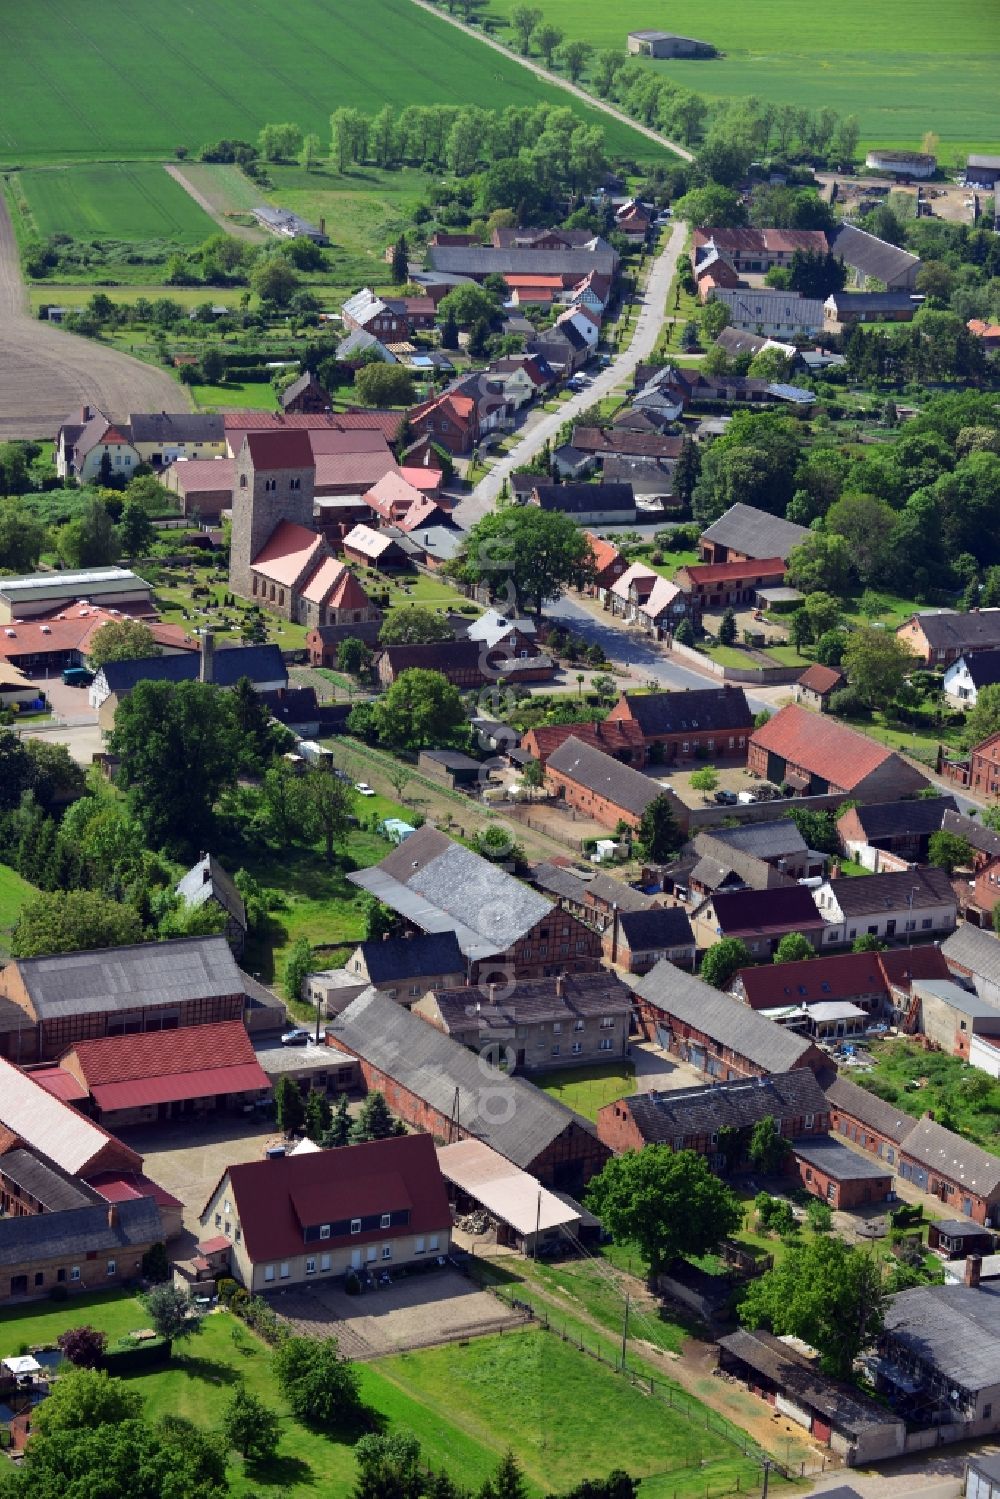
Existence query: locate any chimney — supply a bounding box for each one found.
[610,903,620,965]
[200,631,215,685]
[555,975,564,997]
[107,1203,119,1230]
[319,217,326,237]
[965,1254,982,1288]
[488,983,497,1005]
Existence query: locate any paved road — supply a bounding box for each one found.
[410,0,693,162]
[0,196,187,438]
[452,221,687,528]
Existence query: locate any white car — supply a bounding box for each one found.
[355,782,376,796]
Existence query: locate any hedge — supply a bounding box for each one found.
[100,1337,172,1374]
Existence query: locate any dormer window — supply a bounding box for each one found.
[380,1213,391,1229]
[350,1219,361,1234]
[319,1224,331,1240]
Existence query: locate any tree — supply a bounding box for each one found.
[786,533,852,597]
[636,793,681,862]
[739,1236,889,1378]
[353,1430,423,1499]
[673,618,695,646]
[275,1075,306,1137]
[12,1415,226,1499]
[31,1368,144,1436]
[509,4,542,52]
[391,233,409,286]
[673,185,747,229]
[718,608,737,646]
[534,23,563,64]
[689,767,719,793]
[748,1115,791,1173]
[337,637,372,676]
[324,1092,352,1148]
[841,625,912,708]
[354,363,414,407]
[56,1327,107,1370]
[452,508,594,623]
[11,889,142,959]
[24,739,86,812]
[773,932,815,964]
[852,932,887,953]
[372,669,467,752]
[802,592,842,639]
[481,1451,529,1499]
[305,1087,332,1143]
[57,497,120,569]
[700,938,752,991]
[351,1090,399,1142]
[826,492,896,587]
[87,618,160,668]
[814,629,847,668]
[272,1335,363,1427]
[379,607,454,645]
[964,683,1000,749]
[927,830,973,873]
[258,122,303,161]
[141,1284,198,1344]
[557,39,591,82]
[251,256,300,308]
[787,806,838,856]
[0,501,47,572]
[117,500,156,557]
[222,1385,281,1464]
[284,936,313,1004]
[587,1148,741,1275]
[300,765,353,862]
[110,679,241,850]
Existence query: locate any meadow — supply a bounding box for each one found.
[0,864,35,960]
[487,0,999,159]
[15,163,215,244]
[0,0,653,165]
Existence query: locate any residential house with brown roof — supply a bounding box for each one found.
[412,971,632,1072]
[691,885,828,958]
[544,736,678,831]
[521,717,646,767]
[811,867,957,948]
[837,796,958,868]
[408,391,479,454]
[608,564,689,636]
[200,1134,452,1291]
[748,703,930,798]
[674,557,786,614]
[607,686,754,763]
[897,610,1000,667]
[584,532,629,601]
[692,227,830,274]
[280,371,331,414]
[733,951,891,1017]
[793,663,844,712]
[373,637,553,689]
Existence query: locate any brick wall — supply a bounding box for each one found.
[791,1153,892,1210]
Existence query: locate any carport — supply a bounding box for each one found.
[436,1138,580,1255]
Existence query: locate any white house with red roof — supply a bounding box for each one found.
[200,1133,451,1291]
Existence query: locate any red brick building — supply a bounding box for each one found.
[749,704,930,798]
[824,1074,916,1166]
[606,686,753,764]
[408,392,479,455]
[939,730,1000,801]
[790,1136,894,1209]
[897,1115,1000,1225]
[373,638,553,689]
[674,557,786,611]
[544,736,679,832]
[584,532,629,600]
[523,718,646,768]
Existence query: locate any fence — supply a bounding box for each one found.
[666,638,803,687]
[469,1268,831,1486]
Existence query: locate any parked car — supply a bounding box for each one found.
[62,666,93,687]
[355,782,376,796]
[281,1028,311,1047]
[714,789,738,806]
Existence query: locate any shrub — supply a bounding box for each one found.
[217,1278,239,1306]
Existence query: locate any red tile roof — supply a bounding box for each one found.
[327,568,373,611]
[167,458,235,494]
[750,704,893,790]
[88,1171,182,1210]
[198,1235,231,1255]
[29,1067,89,1103]
[796,663,843,695]
[251,521,324,585]
[679,557,786,585]
[585,532,623,576]
[301,556,348,606]
[365,471,426,519]
[219,1133,450,1262]
[65,1021,260,1087]
[399,465,442,494]
[737,952,888,1010]
[693,228,829,256]
[92,1065,269,1113]
[242,430,314,471]
[709,885,826,938]
[523,718,646,764]
[877,945,950,990]
[0,607,195,663]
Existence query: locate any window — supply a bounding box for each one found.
[382,1244,392,1260]
[380,1213,391,1229]
[409,985,421,996]
[599,1037,614,1052]
[804,1113,814,1129]
[320,1254,331,1271]
[224,1199,231,1214]
[57,1269,66,1283]
[34,1272,43,1288]
[415,1237,426,1254]
[600,1017,614,1029]
[320,1224,331,1240]
[215,1213,222,1228]
[366,1245,377,1262]
[574,1019,584,1032]
[235,1227,242,1244]
[827,1184,836,1202]
[571,1041,583,1055]
[984,1404,993,1419]
[905,919,915,932]
[805,1169,813,1182]
[279,1262,290,1279]
[264,1265,275,1282]
[429,1235,440,1251]
[305,1257,316,1275]
[921,918,932,929]
[350,1219,361,1234]
[552,1022,561,1034]
[551,1045,560,1057]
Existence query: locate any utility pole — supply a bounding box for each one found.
[620,1291,630,1372]
[761,1458,774,1499]
[533,1189,541,1261]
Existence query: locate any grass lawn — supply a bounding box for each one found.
[191,382,278,412]
[0,0,652,165]
[486,0,996,160]
[0,864,36,960]
[264,163,440,265]
[13,162,215,244]
[839,709,964,768]
[760,644,810,668]
[534,1061,636,1121]
[625,543,700,580]
[28,284,247,312]
[857,1037,1000,1154]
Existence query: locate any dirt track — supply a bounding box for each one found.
[0,197,188,439]
[163,163,267,243]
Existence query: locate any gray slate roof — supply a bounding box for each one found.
[943,924,1000,986]
[941,809,1000,859]
[848,796,956,841]
[907,610,1000,651]
[619,1067,827,1143]
[700,503,809,561]
[616,907,695,951]
[719,1329,900,1435]
[900,1116,1000,1196]
[829,223,920,285]
[15,936,244,1018]
[429,245,617,278]
[912,977,1000,1019]
[792,1135,893,1181]
[952,650,1000,690]
[703,818,808,861]
[586,872,657,912]
[529,863,590,904]
[627,961,818,1072]
[357,932,465,984]
[883,1283,1000,1391]
[825,291,917,314]
[128,412,224,444]
[99,644,286,694]
[0,1195,160,1267]
[827,866,955,916]
[429,971,632,1032]
[0,1148,98,1213]
[547,737,662,817]
[176,854,246,928]
[328,989,600,1169]
[531,483,635,516]
[618,686,753,736]
[823,1074,917,1145]
[348,825,553,960]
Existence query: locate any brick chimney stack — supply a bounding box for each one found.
[965,1254,982,1288]
[107,1203,119,1230]
[555,975,564,997]
[200,631,215,685]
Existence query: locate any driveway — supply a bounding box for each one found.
[453,221,688,527]
[18,721,103,765]
[0,197,187,438]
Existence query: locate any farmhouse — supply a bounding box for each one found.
[897,609,1000,667]
[698,504,810,565]
[790,1135,894,1209]
[597,1067,829,1158]
[89,639,288,729]
[348,825,602,982]
[792,662,844,712]
[544,737,675,831]
[733,952,891,1017]
[824,1073,918,1167]
[606,686,754,762]
[163,457,236,522]
[604,906,696,974]
[706,288,825,338]
[944,651,1000,707]
[812,867,957,948]
[175,854,247,958]
[823,290,918,330]
[747,703,930,798]
[327,989,610,1192]
[519,717,645,772]
[373,638,552,688]
[0,606,191,678]
[829,223,921,290]
[627,29,715,58]
[627,960,826,1079]
[528,483,636,525]
[691,227,829,274]
[412,971,632,1071]
[252,206,327,244]
[700,818,816,877]
[718,1329,906,1464]
[674,557,786,613]
[876,1282,1000,1427]
[309,932,466,1016]
[280,371,331,414]
[836,796,957,866]
[200,1134,451,1293]
[940,731,1000,802]
[691,884,827,958]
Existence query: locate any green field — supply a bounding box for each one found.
[488,0,999,158]
[0,0,653,164]
[0,864,35,959]
[15,163,215,244]
[535,1061,636,1121]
